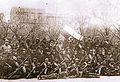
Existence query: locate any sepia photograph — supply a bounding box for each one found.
[0,0,120,82]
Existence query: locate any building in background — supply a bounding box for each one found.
[9,7,66,40]
[10,7,65,24]
[10,7,45,24]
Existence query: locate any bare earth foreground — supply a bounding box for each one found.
[1,76,120,82]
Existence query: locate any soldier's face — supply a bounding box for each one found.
[33,59,37,62]
[90,50,93,54]
[74,51,77,55]
[75,60,79,63]
[5,41,9,45]
[82,50,84,54]
[45,58,49,63]
[37,63,41,67]
[22,50,26,54]
[53,51,55,54]
[47,52,50,55]
[13,51,17,55]
[108,51,111,54]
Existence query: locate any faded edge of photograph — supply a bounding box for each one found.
[0,0,120,82]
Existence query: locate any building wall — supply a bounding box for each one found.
[10,7,45,24]
[9,7,66,40]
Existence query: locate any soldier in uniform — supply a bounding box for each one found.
[59,59,68,79]
[27,57,38,78]
[20,48,27,59]
[44,59,59,79]
[1,39,12,53]
[21,61,32,78]
[26,39,31,48]
[37,58,51,79]
[2,52,15,78]
[0,39,12,61]
[113,42,120,62]
[32,62,41,78]
[67,58,81,78]
[0,53,4,78]
[102,36,112,56]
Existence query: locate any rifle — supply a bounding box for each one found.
[26,67,36,78]
[96,54,112,75]
[8,55,30,79]
[37,67,47,79]
[78,53,88,65]
[50,58,66,73]
[106,59,120,73]
[5,62,12,68]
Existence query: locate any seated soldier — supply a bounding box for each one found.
[26,57,38,78]
[106,58,117,76]
[8,56,30,79]
[21,61,32,78]
[47,59,59,79]
[51,59,59,73]
[12,56,23,69]
[67,58,82,78]
[37,58,51,79]
[2,52,13,78]
[59,60,68,79]
[33,62,41,77]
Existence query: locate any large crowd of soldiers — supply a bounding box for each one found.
[0,35,120,80]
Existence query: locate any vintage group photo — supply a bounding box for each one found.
[0,0,120,82]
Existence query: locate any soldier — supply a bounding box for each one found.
[37,58,51,79]
[84,36,93,53]
[113,42,120,62]
[44,59,60,79]
[0,54,4,78]
[2,52,15,78]
[40,38,47,50]
[15,56,23,67]
[36,38,40,45]
[106,58,116,76]
[35,62,42,76]
[0,39,12,55]
[29,40,36,51]
[12,49,18,57]
[50,59,59,74]
[59,59,68,79]
[64,47,72,61]
[19,41,27,51]
[21,61,32,78]
[67,58,81,78]
[49,39,55,49]
[26,39,31,48]
[36,46,44,63]
[93,36,101,55]
[102,36,112,55]
[26,57,39,78]
[20,48,27,59]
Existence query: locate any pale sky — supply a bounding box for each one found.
[0,0,120,25]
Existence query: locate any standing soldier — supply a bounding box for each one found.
[0,39,12,55]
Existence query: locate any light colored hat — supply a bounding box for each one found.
[75,58,79,61]
[13,56,17,61]
[5,39,9,42]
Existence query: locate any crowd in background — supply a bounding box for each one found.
[0,34,120,79]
